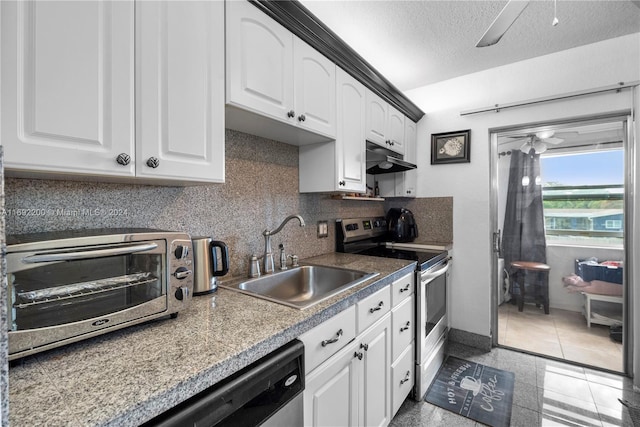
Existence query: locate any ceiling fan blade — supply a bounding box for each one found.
[476,0,530,47]
[543,137,564,145]
[507,137,530,144]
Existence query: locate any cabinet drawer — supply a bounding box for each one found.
[357,286,391,334]
[299,305,356,373]
[391,272,414,307]
[392,295,414,361]
[391,342,415,416]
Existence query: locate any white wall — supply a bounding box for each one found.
[405,34,640,346]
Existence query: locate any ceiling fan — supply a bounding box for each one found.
[477,0,640,47]
[509,130,564,154]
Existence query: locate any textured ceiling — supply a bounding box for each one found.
[299,0,640,91]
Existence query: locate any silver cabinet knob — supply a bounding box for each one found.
[298,114,306,122]
[146,157,160,168]
[287,110,295,118]
[116,153,131,166]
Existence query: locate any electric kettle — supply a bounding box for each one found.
[191,237,229,295]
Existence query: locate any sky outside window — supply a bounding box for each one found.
[540,150,624,186]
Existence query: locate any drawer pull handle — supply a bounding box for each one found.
[354,351,363,360]
[400,371,411,385]
[400,321,411,332]
[360,343,368,351]
[321,329,343,347]
[369,301,384,313]
[400,284,411,293]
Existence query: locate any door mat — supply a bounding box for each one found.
[425,356,515,427]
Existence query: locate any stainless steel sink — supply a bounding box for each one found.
[220,265,379,309]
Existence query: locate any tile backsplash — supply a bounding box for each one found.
[4,130,452,278]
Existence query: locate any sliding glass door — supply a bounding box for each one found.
[491,116,630,374]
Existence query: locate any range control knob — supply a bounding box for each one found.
[175,286,190,301]
[174,267,192,280]
[174,245,189,260]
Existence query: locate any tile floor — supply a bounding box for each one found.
[497,302,623,372]
[389,342,639,427]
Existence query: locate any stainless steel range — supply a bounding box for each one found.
[336,216,451,400]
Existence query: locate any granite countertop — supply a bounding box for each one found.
[8,253,415,427]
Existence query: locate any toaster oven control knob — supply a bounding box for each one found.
[175,286,190,301]
[173,267,192,280]
[174,245,189,260]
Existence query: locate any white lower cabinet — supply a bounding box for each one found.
[391,342,415,415]
[390,272,415,418]
[359,316,393,427]
[304,315,392,427]
[304,339,360,427]
[302,284,397,427]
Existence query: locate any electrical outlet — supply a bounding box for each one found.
[317,220,329,238]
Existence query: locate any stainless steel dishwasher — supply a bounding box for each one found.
[145,339,304,426]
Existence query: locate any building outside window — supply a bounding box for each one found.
[540,149,623,247]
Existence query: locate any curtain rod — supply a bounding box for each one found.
[460,81,640,116]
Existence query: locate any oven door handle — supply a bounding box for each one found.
[22,243,159,264]
[421,257,452,284]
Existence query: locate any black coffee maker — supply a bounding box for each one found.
[386,208,418,242]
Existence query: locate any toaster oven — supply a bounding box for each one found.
[6,229,194,360]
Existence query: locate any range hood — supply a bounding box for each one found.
[366,141,417,175]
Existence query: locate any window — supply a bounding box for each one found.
[540,149,623,247]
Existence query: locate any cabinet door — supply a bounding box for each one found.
[392,296,414,361]
[305,342,360,427]
[226,0,294,123]
[391,342,415,416]
[397,119,417,197]
[1,0,134,177]
[136,0,224,183]
[387,106,405,155]
[365,90,387,146]
[336,69,366,192]
[294,38,336,138]
[360,316,392,427]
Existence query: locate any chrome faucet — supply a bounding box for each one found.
[262,215,305,274]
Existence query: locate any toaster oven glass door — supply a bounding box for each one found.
[8,240,166,331]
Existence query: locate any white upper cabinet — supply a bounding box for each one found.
[366,89,405,155]
[226,0,294,121]
[1,0,225,184]
[387,105,405,155]
[293,38,336,137]
[299,68,365,193]
[401,118,418,197]
[226,0,336,143]
[1,0,135,177]
[365,90,388,147]
[376,117,417,198]
[136,0,225,183]
[336,70,366,192]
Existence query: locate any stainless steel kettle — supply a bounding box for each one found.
[192,237,229,295]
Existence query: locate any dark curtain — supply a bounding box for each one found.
[501,149,547,291]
